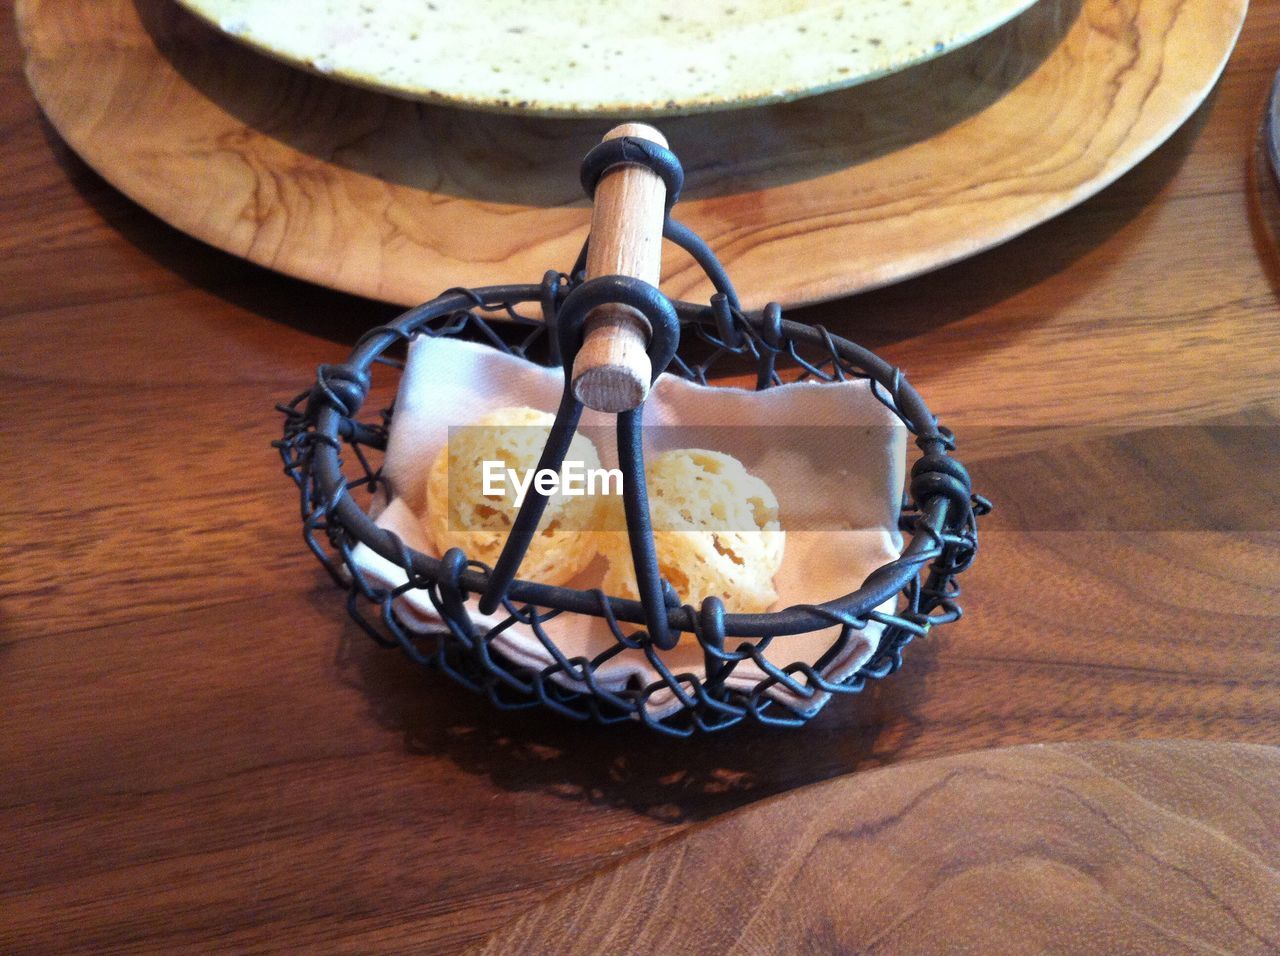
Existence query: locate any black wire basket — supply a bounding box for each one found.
[275,127,989,736]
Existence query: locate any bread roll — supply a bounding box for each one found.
[601,449,785,613]
[425,406,606,586]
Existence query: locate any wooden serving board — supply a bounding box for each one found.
[473,741,1280,955]
[19,0,1247,311]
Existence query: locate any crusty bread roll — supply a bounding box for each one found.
[601,449,785,613]
[425,406,605,586]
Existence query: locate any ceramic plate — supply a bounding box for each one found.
[170,0,1041,117]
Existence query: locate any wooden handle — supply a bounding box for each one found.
[571,123,669,413]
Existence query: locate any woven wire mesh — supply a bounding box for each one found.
[276,280,989,735]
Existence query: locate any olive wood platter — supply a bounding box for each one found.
[19,0,1248,310]
[473,740,1280,955]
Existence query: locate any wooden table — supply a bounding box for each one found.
[2,3,1279,952]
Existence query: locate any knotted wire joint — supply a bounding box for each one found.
[308,363,371,419]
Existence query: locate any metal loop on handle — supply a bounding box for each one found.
[555,274,681,383]
[579,135,685,210]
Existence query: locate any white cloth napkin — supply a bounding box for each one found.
[352,336,906,720]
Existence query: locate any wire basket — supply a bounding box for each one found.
[275,126,989,735]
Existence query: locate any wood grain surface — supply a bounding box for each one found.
[3,1,1280,953]
[474,741,1280,955]
[17,0,1248,311]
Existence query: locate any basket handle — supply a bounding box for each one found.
[570,123,669,413]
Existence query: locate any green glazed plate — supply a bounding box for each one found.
[171,0,1041,117]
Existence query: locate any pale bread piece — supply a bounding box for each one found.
[601,449,785,613]
[425,407,605,586]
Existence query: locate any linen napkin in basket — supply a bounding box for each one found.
[352,336,906,720]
